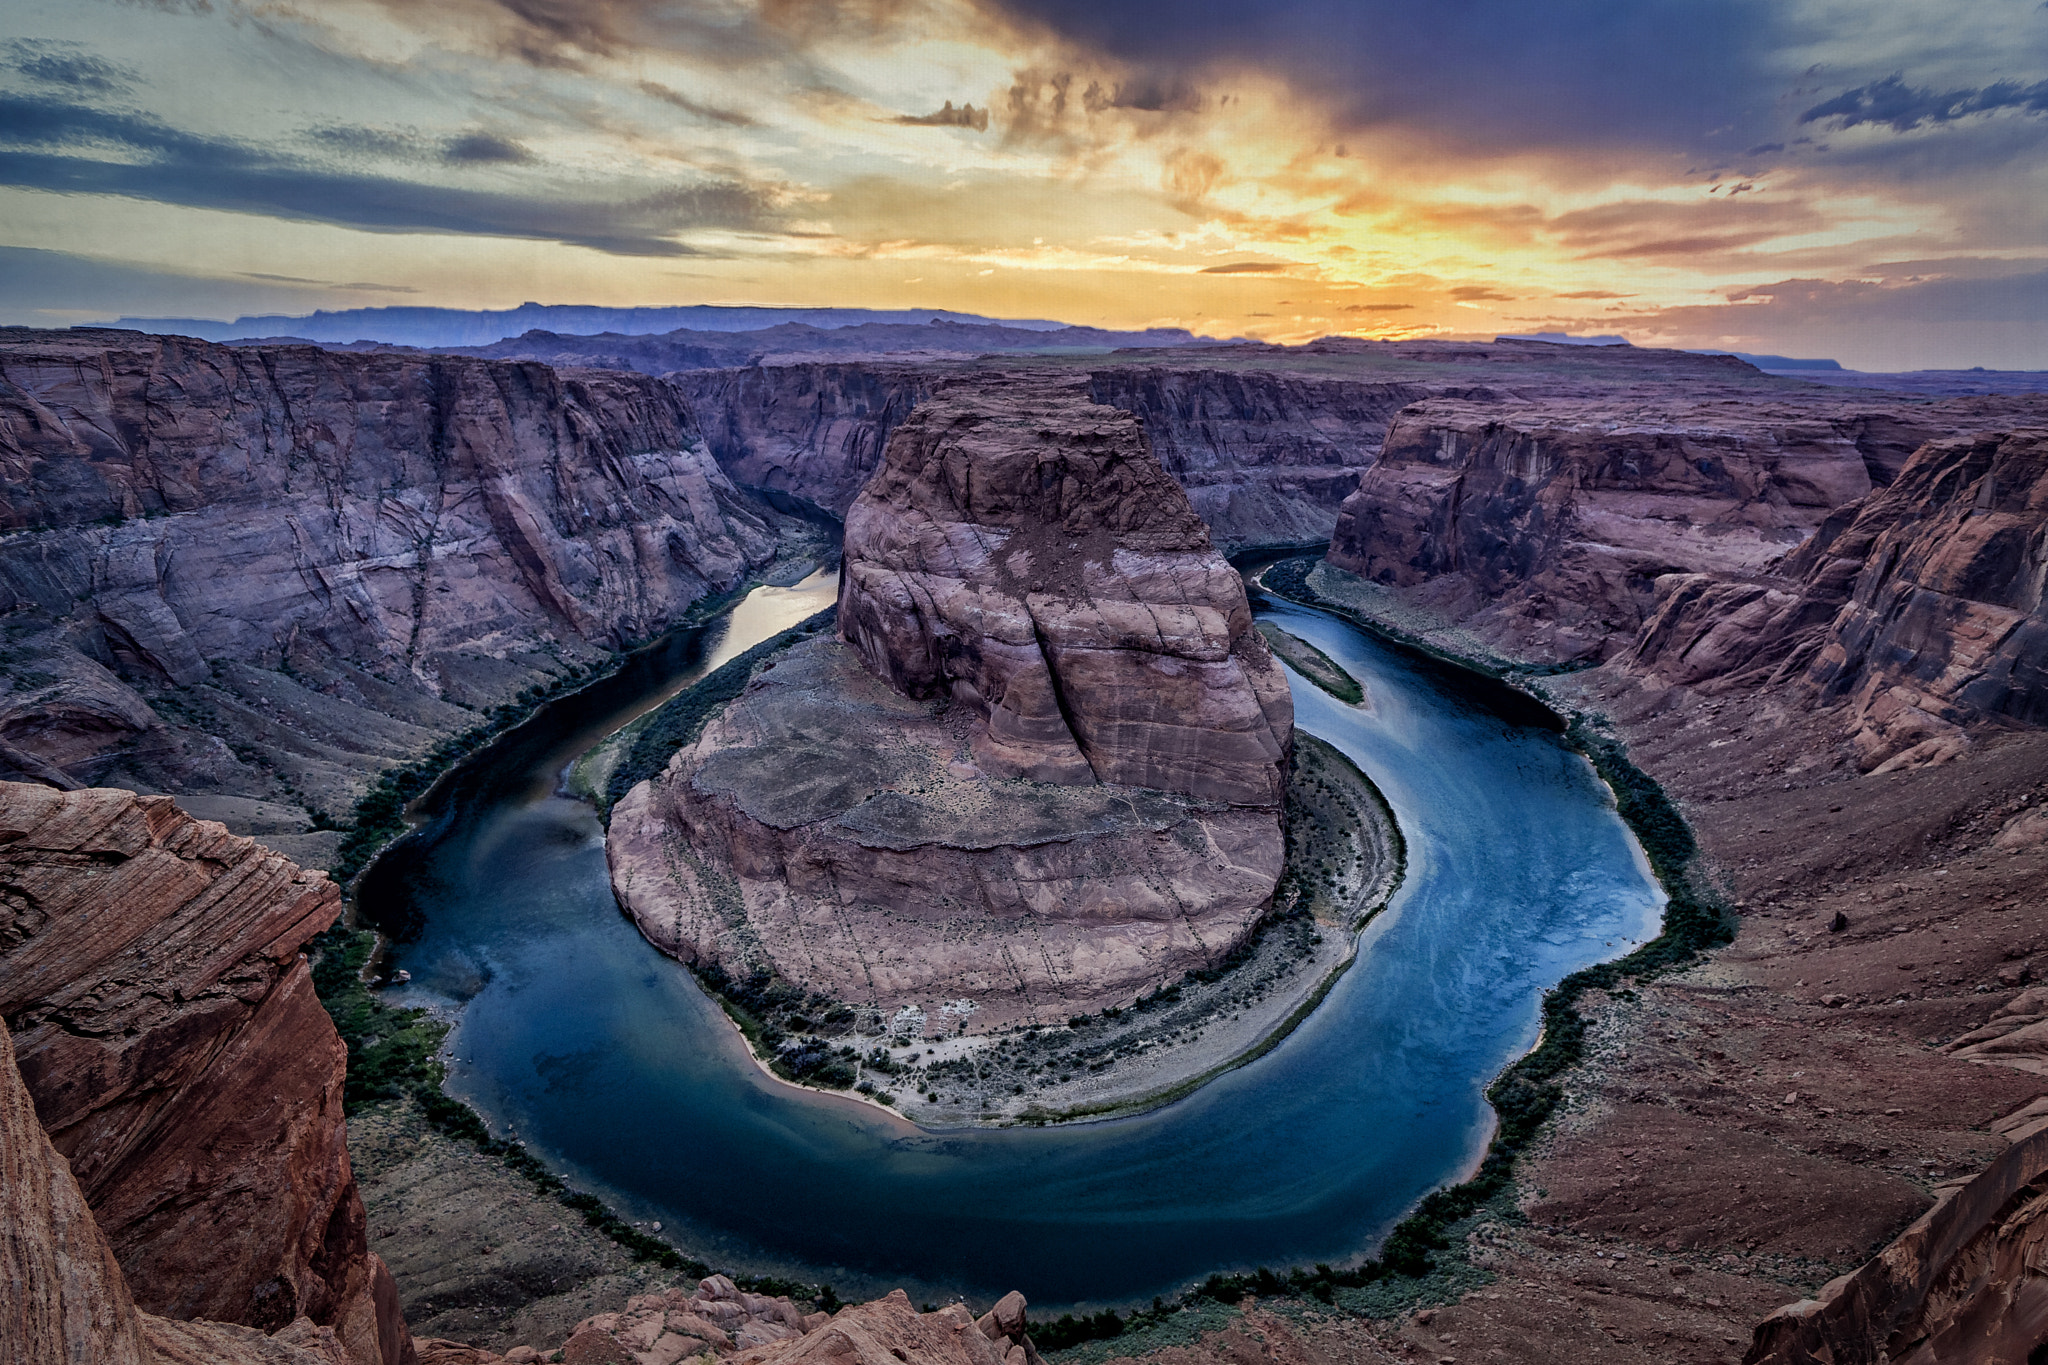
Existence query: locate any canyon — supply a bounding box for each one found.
[0,328,806,866]
[6,322,2048,1364]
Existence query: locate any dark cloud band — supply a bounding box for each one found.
[0,94,780,256]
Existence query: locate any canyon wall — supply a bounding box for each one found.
[1322,396,1920,663]
[0,330,791,845]
[0,780,409,1365]
[672,363,938,515]
[1627,427,2048,770]
[673,362,1414,547]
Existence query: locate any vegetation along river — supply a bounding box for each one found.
[360,567,1663,1312]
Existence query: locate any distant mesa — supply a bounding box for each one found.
[101,303,1165,349]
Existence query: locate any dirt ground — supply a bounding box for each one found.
[1102,670,2048,1365]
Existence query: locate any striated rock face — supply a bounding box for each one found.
[674,363,937,515]
[1746,1099,2048,1364]
[0,329,783,800]
[1799,430,2048,765]
[1324,396,1899,663]
[0,781,410,1365]
[1082,366,1426,547]
[609,637,1287,1030]
[837,377,1292,803]
[4,1012,352,1365]
[675,361,1418,547]
[610,378,1292,1031]
[2,1011,150,1365]
[1627,427,2048,769]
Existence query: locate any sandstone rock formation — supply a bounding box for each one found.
[1745,1097,2048,1364]
[1626,426,2048,769]
[610,378,1293,1031]
[0,781,409,1365]
[0,329,789,829]
[4,1012,353,1365]
[837,377,1292,802]
[675,363,937,515]
[412,1282,1044,1365]
[1324,395,1919,663]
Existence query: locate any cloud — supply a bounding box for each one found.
[0,94,783,256]
[1342,301,1412,311]
[5,40,140,94]
[1801,73,2048,133]
[1558,289,1632,298]
[0,244,331,323]
[1199,261,1286,273]
[985,0,1783,157]
[1610,266,2048,369]
[305,124,426,158]
[1448,285,1512,300]
[638,81,757,128]
[443,130,533,163]
[895,100,989,130]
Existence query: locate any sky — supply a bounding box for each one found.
[2,0,2045,369]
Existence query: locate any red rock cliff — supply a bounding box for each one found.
[0,780,410,1365]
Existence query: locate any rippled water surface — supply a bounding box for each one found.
[365,580,1661,1309]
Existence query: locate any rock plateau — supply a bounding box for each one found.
[609,377,1294,1034]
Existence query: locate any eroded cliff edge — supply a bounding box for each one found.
[0,329,801,867]
[0,779,409,1365]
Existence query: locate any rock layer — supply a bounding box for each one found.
[0,781,408,1365]
[0,329,785,818]
[611,377,1292,1032]
[836,375,1292,804]
[1627,427,2048,768]
[1745,1101,2048,1364]
[608,637,1286,1031]
[1324,396,1903,662]
[675,361,1417,547]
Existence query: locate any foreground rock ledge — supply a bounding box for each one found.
[609,376,1294,1036]
[0,780,409,1365]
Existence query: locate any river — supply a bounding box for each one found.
[362,569,1662,1311]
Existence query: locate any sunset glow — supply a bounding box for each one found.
[3,0,2045,367]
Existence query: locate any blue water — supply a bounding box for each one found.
[366,589,1661,1311]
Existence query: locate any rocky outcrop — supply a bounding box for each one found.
[1625,427,2048,769]
[413,1283,1044,1365]
[0,329,786,808]
[837,376,1292,803]
[1746,1098,2048,1364]
[610,378,1292,1032]
[1324,396,1898,663]
[3,1009,150,1365]
[0,781,409,1365]
[4,1012,349,1365]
